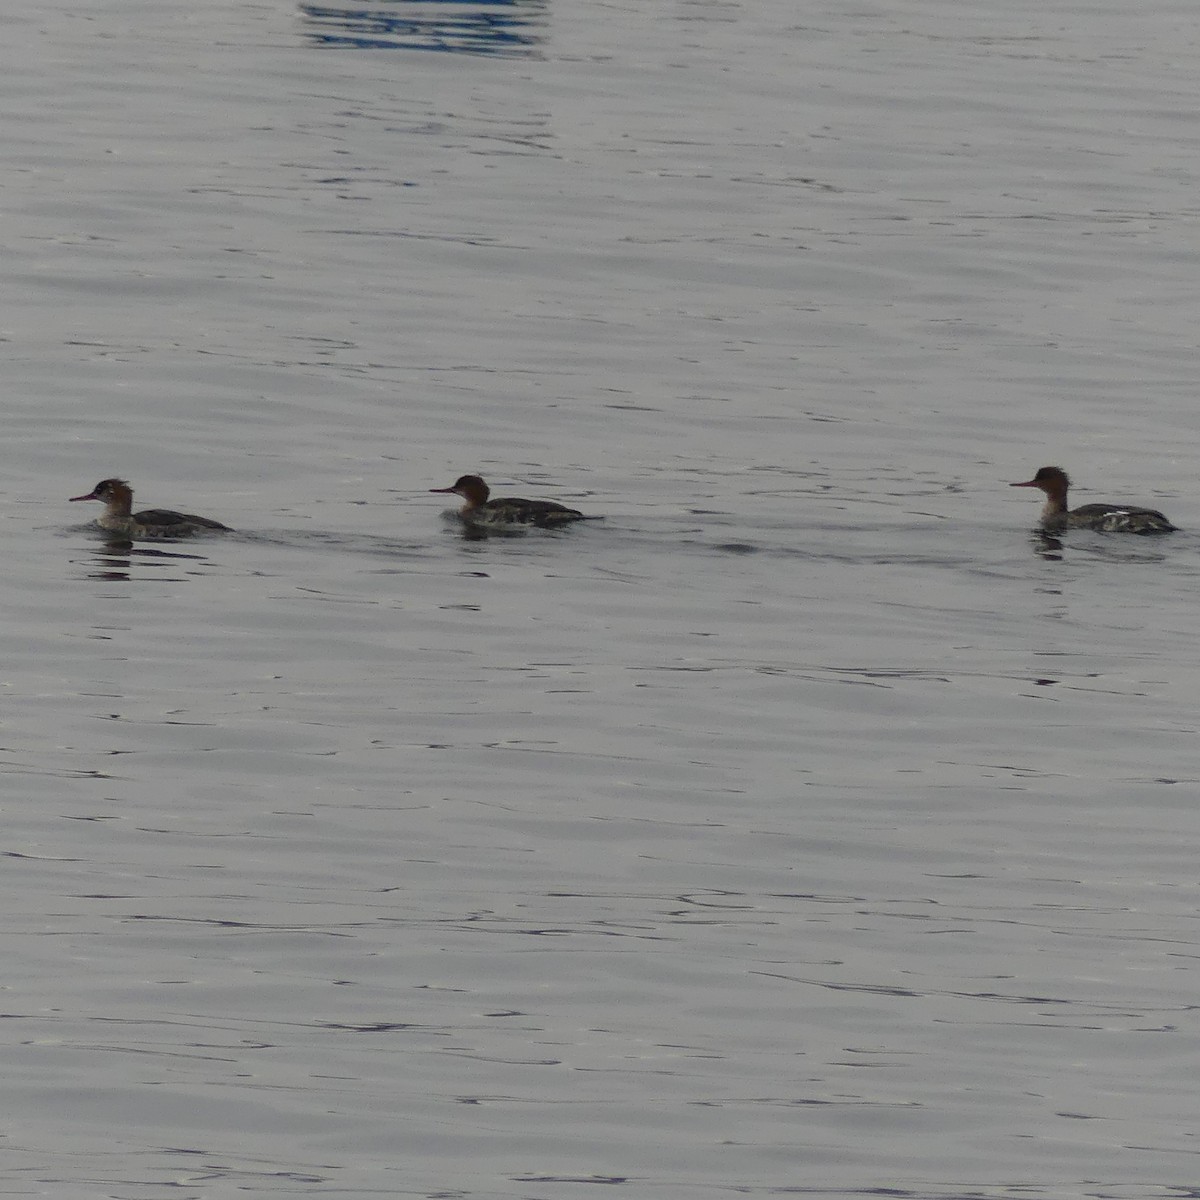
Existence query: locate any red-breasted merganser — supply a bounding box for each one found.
[70,478,232,539]
[430,474,598,528]
[1010,466,1176,534]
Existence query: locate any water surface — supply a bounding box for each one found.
[4,1,1200,1197]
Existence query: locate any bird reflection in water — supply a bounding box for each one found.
[1032,531,1064,561]
[77,535,211,583]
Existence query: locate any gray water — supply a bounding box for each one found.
[4,1,1200,1197]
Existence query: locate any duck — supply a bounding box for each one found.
[430,474,598,528]
[1010,466,1175,534]
[70,478,232,539]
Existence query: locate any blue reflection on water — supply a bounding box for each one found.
[299,0,547,57]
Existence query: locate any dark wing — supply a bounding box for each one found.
[1070,503,1175,534]
[478,498,590,526]
[134,507,232,532]
[523,500,586,525]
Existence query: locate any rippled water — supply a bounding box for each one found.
[5,1,1200,1197]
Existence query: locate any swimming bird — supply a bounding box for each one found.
[430,474,598,528]
[70,478,232,539]
[1010,466,1175,534]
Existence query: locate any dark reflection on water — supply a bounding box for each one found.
[1032,530,1065,561]
[72,540,214,582]
[450,522,575,541]
[1027,526,1182,564]
[298,0,547,57]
